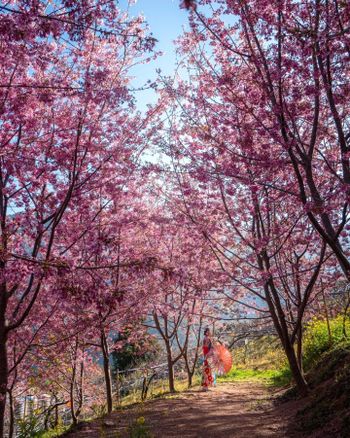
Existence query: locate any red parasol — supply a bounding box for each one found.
[213,344,233,374]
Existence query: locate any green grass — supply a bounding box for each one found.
[40,427,70,438]
[218,366,292,387]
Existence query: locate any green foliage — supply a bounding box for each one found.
[91,403,107,418]
[39,424,70,438]
[221,316,349,393]
[17,412,44,438]
[17,412,70,438]
[303,315,350,370]
[218,366,291,387]
[110,333,158,376]
[128,416,154,438]
[232,336,287,371]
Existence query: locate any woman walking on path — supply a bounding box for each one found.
[201,327,214,391]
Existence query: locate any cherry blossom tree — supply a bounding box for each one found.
[0,1,156,432]
[167,152,329,393]
[172,0,350,393]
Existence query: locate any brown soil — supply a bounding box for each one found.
[64,381,301,438]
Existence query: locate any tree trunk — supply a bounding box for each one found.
[75,359,84,420]
[115,369,120,406]
[54,401,59,428]
[342,295,350,338]
[70,363,77,426]
[187,372,193,388]
[263,283,308,395]
[0,283,8,438]
[141,373,156,401]
[165,342,175,393]
[101,329,113,414]
[284,341,308,396]
[322,289,332,344]
[273,317,308,395]
[297,326,303,373]
[183,355,193,388]
[8,389,14,438]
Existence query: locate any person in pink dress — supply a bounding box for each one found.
[201,327,214,391]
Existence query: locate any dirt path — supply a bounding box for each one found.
[66,382,298,438]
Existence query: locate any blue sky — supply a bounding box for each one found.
[121,0,189,110]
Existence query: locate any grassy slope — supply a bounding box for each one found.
[290,341,350,437]
[218,367,291,387]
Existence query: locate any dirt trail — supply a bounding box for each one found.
[66,382,298,438]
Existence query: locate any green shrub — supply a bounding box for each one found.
[17,413,70,438]
[128,416,153,438]
[303,315,350,370]
[39,423,70,438]
[17,412,44,438]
